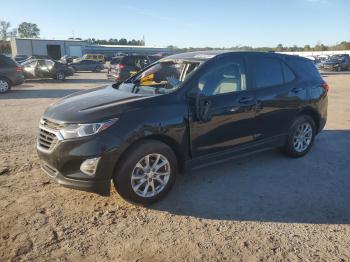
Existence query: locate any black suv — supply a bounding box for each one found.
[109,55,158,82]
[0,54,24,93]
[320,54,350,72]
[37,51,328,204]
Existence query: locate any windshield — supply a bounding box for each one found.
[117,60,200,95]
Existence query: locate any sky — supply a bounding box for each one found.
[1,0,349,48]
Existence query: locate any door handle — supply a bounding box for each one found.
[291,87,304,93]
[238,97,254,104]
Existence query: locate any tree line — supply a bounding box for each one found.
[1,19,349,55]
[167,41,350,53]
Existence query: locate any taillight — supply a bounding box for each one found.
[15,66,22,72]
[117,64,125,70]
[322,83,330,92]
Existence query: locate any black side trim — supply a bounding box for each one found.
[187,134,287,171]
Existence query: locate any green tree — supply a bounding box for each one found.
[304,45,311,51]
[276,43,284,52]
[18,22,40,38]
[0,20,11,40]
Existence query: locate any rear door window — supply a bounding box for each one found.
[251,57,284,88]
[122,56,135,67]
[281,62,296,83]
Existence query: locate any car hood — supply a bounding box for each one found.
[44,85,149,123]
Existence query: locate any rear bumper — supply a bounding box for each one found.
[12,74,25,86]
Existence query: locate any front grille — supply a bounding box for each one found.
[40,118,65,131]
[38,128,58,151]
[37,118,63,151]
[41,161,58,178]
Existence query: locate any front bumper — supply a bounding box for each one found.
[41,161,110,195]
[37,130,123,196]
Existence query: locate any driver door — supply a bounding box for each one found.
[189,54,256,158]
[23,60,37,78]
[36,60,53,78]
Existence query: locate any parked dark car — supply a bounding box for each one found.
[14,54,28,62]
[69,60,103,72]
[22,59,74,81]
[320,54,350,71]
[109,55,159,82]
[37,51,328,204]
[106,56,124,75]
[0,54,24,93]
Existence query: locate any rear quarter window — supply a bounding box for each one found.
[286,57,322,82]
[0,56,17,67]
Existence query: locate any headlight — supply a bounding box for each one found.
[59,118,118,139]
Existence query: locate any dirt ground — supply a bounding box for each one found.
[0,71,349,261]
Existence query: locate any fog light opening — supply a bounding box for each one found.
[80,157,101,176]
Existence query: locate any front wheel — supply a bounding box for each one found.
[0,78,11,93]
[113,140,177,205]
[283,115,316,158]
[55,71,65,81]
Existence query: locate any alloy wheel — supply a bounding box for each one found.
[293,122,313,153]
[0,79,9,93]
[57,72,65,80]
[131,153,171,198]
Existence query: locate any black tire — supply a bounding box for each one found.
[283,115,316,158]
[113,140,178,205]
[55,71,65,81]
[0,77,11,93]
[94,66,102,72]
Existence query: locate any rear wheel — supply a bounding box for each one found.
[55,71,65,81]
[0,78,11,93]
[94,66,102,72]
[283,115,316,158]
[113,140,177,205]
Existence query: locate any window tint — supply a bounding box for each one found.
[45,60,55,68]
[37,60,46,66]
[0,56,16,67]
[281,62,295,83]
[198,61,246,96]
[286,57,322,82]
[252,57,284,88]
[0,58,8,67]
[111,58,121,65]
[134,57,149,70]
[122,56,135,66]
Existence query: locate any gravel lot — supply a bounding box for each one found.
[0,71,350,261]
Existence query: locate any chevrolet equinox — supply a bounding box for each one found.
[37,51,328,204]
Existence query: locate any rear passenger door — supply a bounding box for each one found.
[247,54,306,140]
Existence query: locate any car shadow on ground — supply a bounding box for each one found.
[0,88,84,99]
[151,130,350,224]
